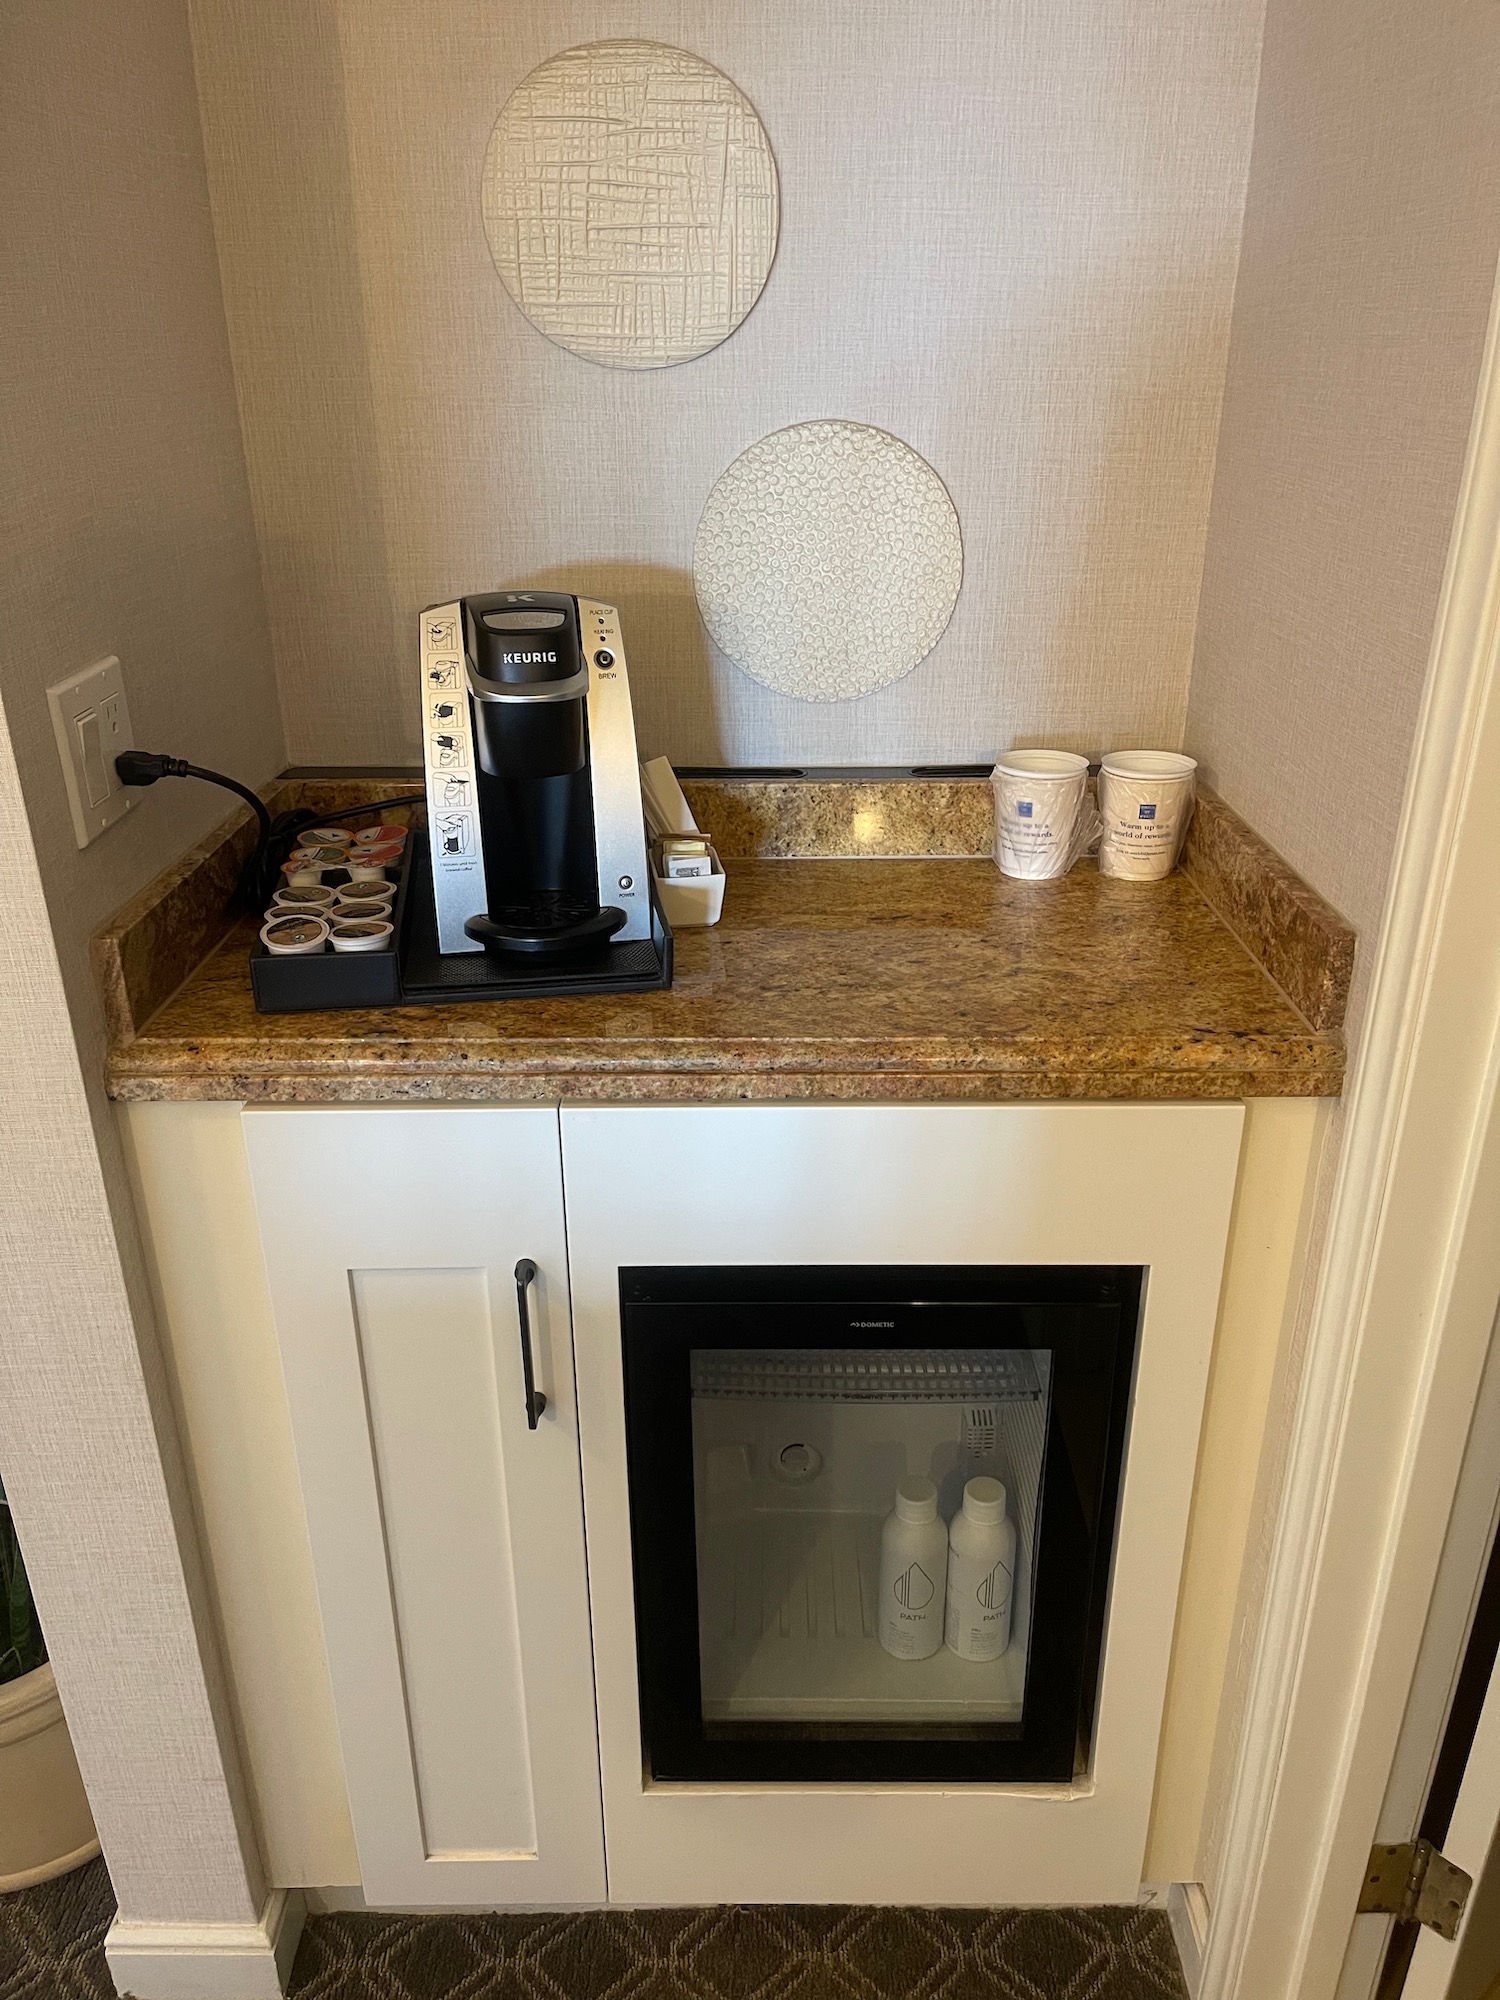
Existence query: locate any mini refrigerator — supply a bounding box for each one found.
[621,1263,1141,1785]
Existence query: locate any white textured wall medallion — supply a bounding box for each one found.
[482,40,778,370]
[693,422,964,702]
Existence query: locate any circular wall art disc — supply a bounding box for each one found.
[482,40,779,370]
[693,421,964,702]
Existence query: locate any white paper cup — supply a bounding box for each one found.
[1097,751,1197,880]
[991,751,1093,880]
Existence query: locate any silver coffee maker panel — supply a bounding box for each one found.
[576,598,651,946]
[419,600,486,954]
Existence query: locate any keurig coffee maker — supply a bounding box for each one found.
[402,590,670,1001]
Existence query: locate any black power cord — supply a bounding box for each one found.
[114,751,420,910]
[116,750,271,844]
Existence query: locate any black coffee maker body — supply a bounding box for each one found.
[418,591,652,958]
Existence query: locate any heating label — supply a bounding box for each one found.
[419,601,487,953]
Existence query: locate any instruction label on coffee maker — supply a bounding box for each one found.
[420,601,487,953]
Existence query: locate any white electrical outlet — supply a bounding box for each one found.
[47,656,137,848]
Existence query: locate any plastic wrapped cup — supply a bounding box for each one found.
[1097,751,1197,880]
[991,751,1095,880]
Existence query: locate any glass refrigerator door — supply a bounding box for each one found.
[692,1348,1047,1733]
[622,1268,1140,1786]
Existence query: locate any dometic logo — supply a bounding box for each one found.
[852,1319,894,1328]
[502,650,558,665]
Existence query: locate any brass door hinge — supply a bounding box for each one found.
[1358,1839,1472,1940]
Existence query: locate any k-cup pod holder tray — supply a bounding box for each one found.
[249,843,413,1014]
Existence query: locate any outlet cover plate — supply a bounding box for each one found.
[46,656,137,847]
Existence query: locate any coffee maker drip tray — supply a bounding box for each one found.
[399,840,671,1004]
[465,894,627,958]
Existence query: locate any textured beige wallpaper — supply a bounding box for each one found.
[0,690,265,1926]
[0,0,286,1075]
[1185,0,1500,974]
[190,0,1264,768]
[0,0,284,1923]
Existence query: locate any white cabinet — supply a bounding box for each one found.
[240,1098,1244,1910]
[243,1106,604,1907]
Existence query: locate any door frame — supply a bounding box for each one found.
[1205,253,1500,2000]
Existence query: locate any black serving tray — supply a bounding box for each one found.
[250,836,672,1012]
[249,844,414,1013]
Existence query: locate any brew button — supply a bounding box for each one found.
[594,649,615,669]
[618,875,633,891]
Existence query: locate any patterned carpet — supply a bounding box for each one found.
[0,1859,1188,2000]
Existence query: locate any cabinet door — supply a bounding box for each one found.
[244,1106,603,1906]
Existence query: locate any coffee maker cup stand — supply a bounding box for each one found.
[396,836,672,1004]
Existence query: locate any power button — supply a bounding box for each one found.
[594,649,615,669]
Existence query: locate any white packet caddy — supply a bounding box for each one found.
[638,756,725,926]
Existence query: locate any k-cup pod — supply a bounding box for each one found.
[281,857,328,887]
[346,857,392,882]
[306,827,353,847]
[990,751,1095,880]
[331,895,392,921]
[292,843,349,866]
[1097,751,1197,880]
[260,914,329,956]
[335,880,395,905]
[329,918,394,954]
[353,823,408,848]
[271,884,336,912]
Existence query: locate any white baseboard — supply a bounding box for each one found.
[1166,1881,1210,1998]
[105,1888,306,2000]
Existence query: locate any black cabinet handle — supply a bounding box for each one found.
[513,1259,548,1429]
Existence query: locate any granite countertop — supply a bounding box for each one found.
[100,780,1349,1104]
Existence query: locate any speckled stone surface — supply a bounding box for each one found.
[685,776,1356,1035]
[683,778,993,858]
[104,856,1344,1104]
[1180,789,1354,1032]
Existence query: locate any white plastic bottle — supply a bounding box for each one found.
[878,1476,948,1660]
[944,1476,1017,1661]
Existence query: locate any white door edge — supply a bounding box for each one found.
[1203,248,1500,2000]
